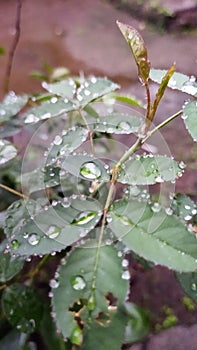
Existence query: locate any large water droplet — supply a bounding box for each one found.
[71,275,86,290]
[80,161,101,179]
[11,239,19,249]
[118,121,130,131]
[50,278,59,288]
[184,214,192,221]
[27,233,40,246]
[72,211,97,225]
[46,225,61,239]
[53,135,63,145]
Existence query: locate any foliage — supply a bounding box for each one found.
[0,21,197,350]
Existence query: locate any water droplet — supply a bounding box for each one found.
[192,209,197,215]
[191,282,197,291]
[118,121,130,131]
[53,135,63,145]
[11,239,19,249]
[122,270,130,280]
[151,202,161,213]
[80,161,101,179]
[106,214,112,223]
[71,275,86,290]
[84,89,91,96]
[51,97,58,103]
[72,211,97,225]
[165,207,173,216]
[119,215,132,226]
[25,114,39,124]
[122,259,129,267]
[184,214,192,221]
[179,161,186,169]
[27,233,40,246]
[155,175,164,183]
[184,205,191,210]
[50,278,59,288]
[61,198,71,208]
[181,113,188,120]
[77,94,83,101]
[90,76,97,84]
[190,75,196,83]
[46,225,61,239]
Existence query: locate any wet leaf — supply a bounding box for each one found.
[109,199,197,272]
[124,302,149,343]
[117,21,150,82]
[118,154,182,185]
[182,100,197,142]
[61,154,110,182]
[0,92,28,123]
[150,69,197,96]
[176,272,197,302]
[52,240,129,341]
[171,193,197,222]
[88,112,143,134]
[5,197,101,256]
[0,139,17,166]
[42,78,77,98]
[2,284,43,333]
[0,242,24,282]
[45,126,89,165]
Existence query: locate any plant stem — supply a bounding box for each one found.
[145,80,151,122]
[27,254,50,280]
[142,109,183,145]
[116,137,142,167]
[0,183,28,200]
[78,109,95,154]
[3,0,23,93]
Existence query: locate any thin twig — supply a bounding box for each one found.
[0,183,28,200]
[4,0,23,94]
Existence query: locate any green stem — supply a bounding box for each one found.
[142,109,183,145]
[116,137,142,167]
[27,254,50,280]
[78,108,95,154]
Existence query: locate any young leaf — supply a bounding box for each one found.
[5,197,102,256]
[124,302,149,343]
[182,100,197,142]
[0,139,17,166]
[0,242,24,282]
[2,284,43,333]
[88,112,143,134]
[45,126,89,165]
[52,240,129,341]
[176,272,197,302]
[117,21,150,82]
[150,69,197,96]
[42,78,77,98]
[113,94,143,107]
[0,93,28,123]
[61,154,110,182]
[118,154,182,185]
[108,199,197,272]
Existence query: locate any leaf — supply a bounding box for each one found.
[113,94,143,107]
[176,272,197,302]
[43,77,119,105]
[108,199,197,272]
[61,154,110,181]
[118,154,182,185]
[81,307,127,350]
[117,21,150,82]
[0,139,17,166]
[22,98,74,124]
[0,329,28,350]
[183,100,197,142]
[88,112,143,134]
[0,242,24,282]
[171,193,197,222]
[5,197,102,256]
[0,92,28,123]
[149,65,175,122]
[150,69,197,96]
[45,126,89,165]
[52,241,129,341]
[2,284,43,333]
[124,302,149,343]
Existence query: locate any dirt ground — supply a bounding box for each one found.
[0,0,197,348]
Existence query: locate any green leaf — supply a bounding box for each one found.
[117,21,150,82]
[88,112,143,134]
[0,139,17,166]
[124,302,149,343]
[5,197,102,256]
[23,98,74,124]
[43,77,119,105]
[0,242,24,282]
[0,329,28,350]
[171,193,197,222]
[0,46,6,55]
[108,199,197,272]
[45,126,89,165]
[61,154,110,181]
[176,272,197,302]
[113,94,143,107]
[81,307,127,350]
[0,92,28,123]
[150,69,197,96]
[52,241,129,341]
[118,154,182,185]
[183,100,197,142]
[2,284,43,333]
